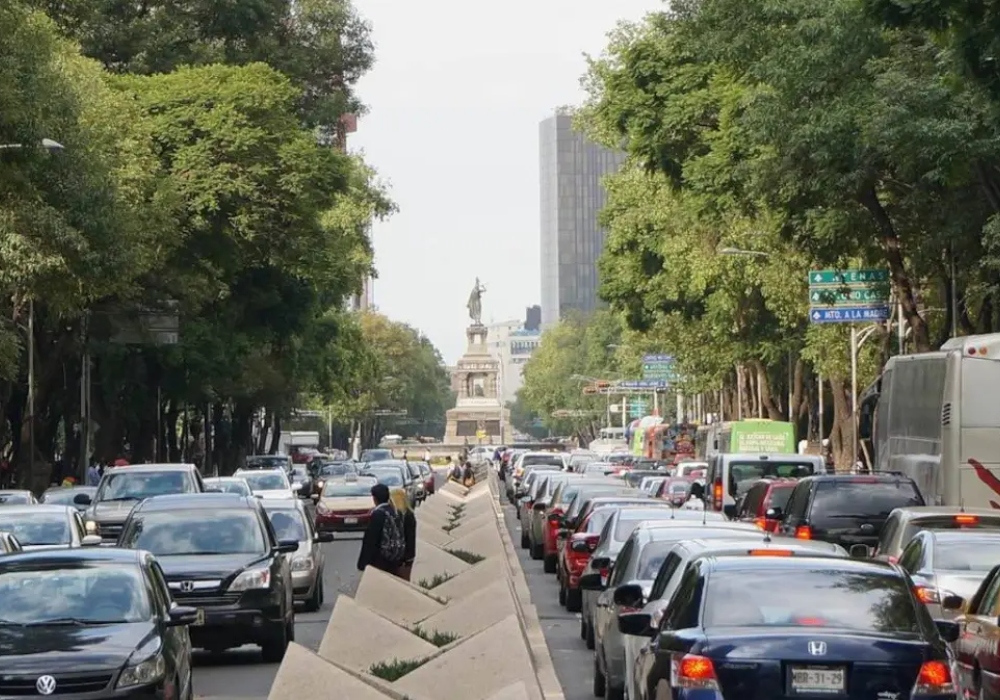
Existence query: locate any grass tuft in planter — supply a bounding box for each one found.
[409,625,460,647]
[369,658,426,682]
[416,572,454,589]
[446,548,485,564]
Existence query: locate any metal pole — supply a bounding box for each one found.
[736,366,744,421]
[951,251,958,338]
[851,324,859,467]
[676,391,683,423]
[621,396,627,428]
[155,386,161,462]
[327,406,333,449]
[818,374,824,443]
[787,353,794,423]
[652,390,659,417]
[897,302,905,354]
[28,299,34,477]
[79,349,87,478]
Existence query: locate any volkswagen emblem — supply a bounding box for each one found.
[179,580,195,593]
[35,675,57,696]
[808,641,827,656]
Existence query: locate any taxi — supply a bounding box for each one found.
[314,475,377,533]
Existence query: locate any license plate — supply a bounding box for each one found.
[790,667,845,694]
[193,609,205,626]
[344,517,358,524]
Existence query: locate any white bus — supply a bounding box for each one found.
[862,333,1000,508]
[589,427,627,455]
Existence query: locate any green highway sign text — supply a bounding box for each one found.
[808,269,889,286]
[810,288,889,306]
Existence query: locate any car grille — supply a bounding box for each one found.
[0,672,114,695]
[173,592,241,607]
[98,522,123,542]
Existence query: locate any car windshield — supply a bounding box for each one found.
[122,509,267,555]
[362,450,392,462]
[0,564,151,624]
[614,509,677,540]
[637,541,675,579]
[98,471,190,501]
[43,488,94,505]
[704,569,922,635]
[245,456,290,470]
[324,482,373,497]
[0,512,70,545]
[319,463,355,477]
[935,540,1000,570]
[206,479,251,496]
[363,469,403,487]
[265,508,307,542]
[669,481,691,494]
[240,472,289,491]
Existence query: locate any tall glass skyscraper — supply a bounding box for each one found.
[539,112,626,326]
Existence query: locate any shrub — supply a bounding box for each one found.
[410,625,460,647]
[369,658,426,682]
[446,548,485,564]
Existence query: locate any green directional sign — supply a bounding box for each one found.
[808,269,889,286]
[809,288,889,306]
[628,400,648,417]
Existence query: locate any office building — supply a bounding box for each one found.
[539,111,626,326]
[487,308,543,404]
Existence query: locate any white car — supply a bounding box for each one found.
[234,468,295,500]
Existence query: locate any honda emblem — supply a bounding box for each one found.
[808,641,827,656]
[179,580,195,593]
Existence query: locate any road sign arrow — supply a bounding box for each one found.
[813,273,823,283]
[812,310,821,320]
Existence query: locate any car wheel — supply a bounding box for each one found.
[260,618,290,662]
[608,683,624,700]
[543,554,557,574]
[520,531,529,549]
[558,581,567,606]
[593,655,607,697]
[531,542,544,560]
[304,575,323,612]
[586,619,595,650]
[566,587,582,613]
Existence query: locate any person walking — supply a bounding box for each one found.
[449,457,462,482]
[356,483,406,573]
[86,462,100,486]
[389,487,417,581]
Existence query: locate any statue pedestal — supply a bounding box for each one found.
[444,324,512,446]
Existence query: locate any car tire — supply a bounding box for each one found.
[543,554,557,574]
[558,581,567,606]
[607,683,624,700]
[580,615,587,639]
[531,541,544,560]
[520,531,529,549]
[593,655,606,697]
[586,620,595,650]
[261,618,291,663]
[566,588,582,613]
[304,574,323,612]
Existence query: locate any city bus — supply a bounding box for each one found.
[860,333,1000,508]
[588,427,628,455]
[703,419,796,456]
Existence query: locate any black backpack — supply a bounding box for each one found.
[376,504,406,563]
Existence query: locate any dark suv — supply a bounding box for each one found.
[776,473,924,551]
[77,463,205,543]
[117,493,297,662]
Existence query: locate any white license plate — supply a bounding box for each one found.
[344,517,358,524]
[790,667,845,694]
[193,609,205,626]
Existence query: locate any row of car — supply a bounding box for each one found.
[508,458,1000,700]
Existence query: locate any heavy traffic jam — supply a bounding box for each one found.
[0,452,434,699]
[497,410,1000,700]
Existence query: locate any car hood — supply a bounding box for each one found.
[156,552,269,579]
[321,497,371,511]
[91,501,140,521]
[20,543,74,551]
[0,621,155,673]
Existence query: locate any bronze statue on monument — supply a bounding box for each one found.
[467,278,486,326]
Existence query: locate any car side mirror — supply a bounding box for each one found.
[934,619,960,643]
[314,532,334,543]
[617,611,654,637]
[81,535,103,547]
[849,544,870,559]
[765,507,782,520]
[613,583,645,608]
[590,556,611,571]
[578,573,604,590]
[167,605,199,627]
[73,493,92,506]
[941,594,965,612]
[276,539,299,554]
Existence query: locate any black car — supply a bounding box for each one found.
[0,548,195,699]
[775,473,924,551]
[625,555,958,700]
[117,493,297,662]
[77,464,206,544]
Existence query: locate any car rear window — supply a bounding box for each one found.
[901,515,1000,545]
[811,480,923,527]
[935,539,1000,571]
[704,569,921,635]
[729,461,816,494]
[614,509,678,540]
[766,486,795,510]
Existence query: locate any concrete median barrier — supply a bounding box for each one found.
[266,467,565,700]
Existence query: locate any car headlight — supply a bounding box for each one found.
[316,502,329,515]
[316,480,325,490]
[228,566,271,591]
[117,654,165,689]
[291,556,313,572]
[85,520,98,534]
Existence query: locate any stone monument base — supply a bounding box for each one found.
[443,405,513,446]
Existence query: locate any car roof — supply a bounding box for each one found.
[925,529,1000,543]
[685,536,847,555]
[724,453,822,461]
[133,493,258,511]
[0,547,142,566]
[205,476,247,482]
[797,473,915,484]
[0,490,34,496]
[44,485,95,492]
[236,468,287,475]
[585,496,651,506]
[892,506,1000,519]
[636,519,756,532]
[0,504,73,515]
[704,554,895,574]
[108,463,197,473]
[259,498,307,512]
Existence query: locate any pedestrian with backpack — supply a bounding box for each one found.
[389,487,417,580]
[357,483,407,573]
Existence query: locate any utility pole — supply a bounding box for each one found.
[28,299,34,477]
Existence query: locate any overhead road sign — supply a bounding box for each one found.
[810,306,891,323]
[618,380,669,390]
[809,269,889,286]
[642,354,677,381]
[808,268,890,325]
[809,289,887,306]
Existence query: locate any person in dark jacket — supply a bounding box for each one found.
[357,483,398,573]
[462,461,475,486]
[390,487,417,580]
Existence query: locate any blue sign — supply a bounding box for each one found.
[642,354,674,363]
[618,380,669,389]
[809,306,891,323]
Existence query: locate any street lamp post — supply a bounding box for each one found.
[1,138,65,477]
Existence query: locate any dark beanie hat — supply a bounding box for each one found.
[371,483,390,503]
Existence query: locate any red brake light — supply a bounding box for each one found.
[675,654,718,689]
[795,526,812,540]
[753,517,766,530]
[914,586,940,604]
[915,661,953,694]
[749,549,793,556]
[955,514,979,525]
[795,617,825,625]
[712,479,723,509]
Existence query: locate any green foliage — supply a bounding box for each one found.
[409,625,459,647]
[368,658,426,682]
[445,548,485,565]
[416,573,454,589]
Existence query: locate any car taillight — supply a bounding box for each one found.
[712,479,723,510]
[754,517,766,530]
[599,567,609,579]
[749,549,793,556]
[955,514,979,525]
[795,525,812,540]
[913,660,953,695]
[914,586,940,604]
[672,654,719,690]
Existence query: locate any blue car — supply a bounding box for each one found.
[623,555,958,700]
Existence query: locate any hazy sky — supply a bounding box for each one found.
[349,0,662,364]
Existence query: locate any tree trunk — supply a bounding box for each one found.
[828,375,853,471]
[752,360,783,420]
[268,413,281,454]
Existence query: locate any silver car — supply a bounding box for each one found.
[262,499,333,611]
[204,477,253,496]
[870,506,1000,562]
[0,505,102,550]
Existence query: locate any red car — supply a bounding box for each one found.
[735,478,798,532]
[543,482,632,573]
[655,477,692,506]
